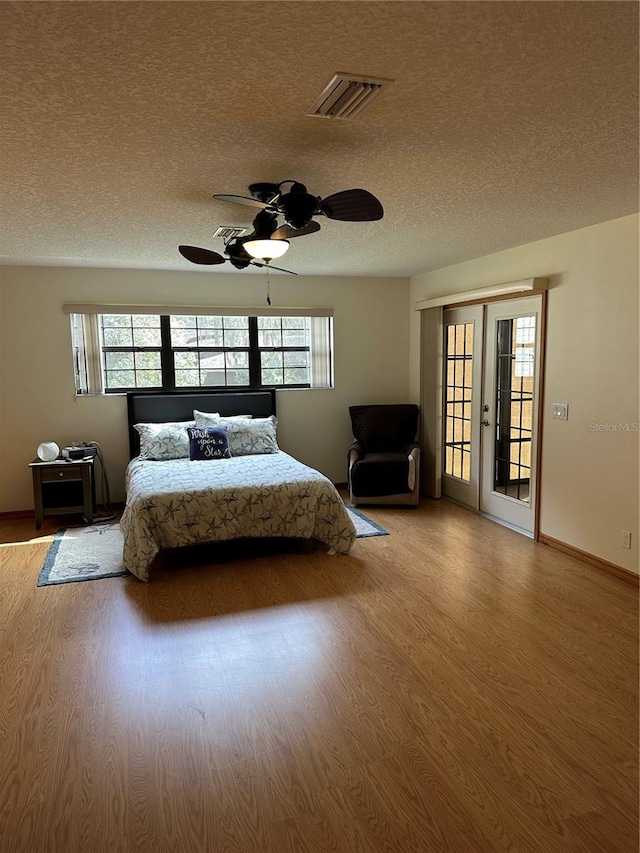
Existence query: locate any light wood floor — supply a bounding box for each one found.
[0,500,637,853]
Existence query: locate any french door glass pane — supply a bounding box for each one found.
[493,315,536,502]
[443,322,474,481]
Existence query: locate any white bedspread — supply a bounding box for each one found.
[120,451,356,581]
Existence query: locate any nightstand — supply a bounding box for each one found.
[29,457,96,530]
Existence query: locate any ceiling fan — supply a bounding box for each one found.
[179,179,383,274]
[214,179,384,231]
[179,210,301,274]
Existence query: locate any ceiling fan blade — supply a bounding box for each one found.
[320,188,384,221]
[213,193,270,210]
[178,245,226,265]
[271,221,321,240]
[250,261,298,275]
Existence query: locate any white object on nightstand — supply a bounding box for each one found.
[37,441,60,461]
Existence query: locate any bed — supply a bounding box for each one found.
[120,390,356,581]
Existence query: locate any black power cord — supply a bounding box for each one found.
[75,441,116,522]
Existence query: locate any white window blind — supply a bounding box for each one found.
[70,312,104,395]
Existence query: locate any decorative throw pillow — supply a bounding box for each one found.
[187,426,231,461]
[134,420,195,461]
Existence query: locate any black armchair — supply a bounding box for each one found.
[348,404,421,507]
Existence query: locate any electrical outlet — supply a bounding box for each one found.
[621,530,631,550]
[552,403,569,420]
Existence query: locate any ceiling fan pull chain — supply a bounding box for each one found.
[266,268,271,306]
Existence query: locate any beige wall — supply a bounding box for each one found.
[409,214,639,573]
[0,266,409,511]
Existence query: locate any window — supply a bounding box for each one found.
[68,308,333,394]
[101,314,163,390]
[257,316,310,386]
[170,315,251,388]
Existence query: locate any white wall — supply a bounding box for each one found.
[409,214,639,573]
[0,266,409,511]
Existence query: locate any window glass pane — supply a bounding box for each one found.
[171,327,196,346]
[102,314,132,328]
[462,451,471,481]
[131,315,160,328]
[197,316,223,329]
[257,316,280,329]
[225,351,249,369]
[282,317,306,330]
[284,351,309,368]
[447,326,456,356]
[134,351,161,370]
[282,329,307,347]
[171,315,198,329]
[106,369,135,388]
[284,368,308,384]
[224,329,249,348]
[225,369,250,386]
[222,316,248,330]
[175,369,199,386]
[136,370,162,387]
[258,328,282,347]
[199,352,225,370]
[105,352,133,370]
[262,368,284,385]
[262,351,283,369]
[133,327,161,347]
[196,329,224,347]
[445,416,453,444]
[175,352,199,369]
[103,328,133,347]
[199,373,223,386]
[445,445,453,473]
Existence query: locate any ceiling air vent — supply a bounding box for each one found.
[306,73,393,120]
[212,225,248,241]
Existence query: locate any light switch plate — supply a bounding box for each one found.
[552,403,568,420]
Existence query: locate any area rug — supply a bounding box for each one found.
[345,504,390,539]
[37,506,389,586]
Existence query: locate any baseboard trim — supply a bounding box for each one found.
[539,534,639,586]
[0,509,34,520]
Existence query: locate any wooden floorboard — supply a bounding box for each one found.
[0,499,637,852]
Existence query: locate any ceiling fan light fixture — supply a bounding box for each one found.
[244,239,290,261]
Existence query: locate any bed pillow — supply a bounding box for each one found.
[193,411,277,455]
[134,420,196,461]
[187,426,231,461]
[227,416,279,456]
[193,410,252,423]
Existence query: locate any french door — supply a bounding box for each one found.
[442,295,543,535]
[441,305,483,509]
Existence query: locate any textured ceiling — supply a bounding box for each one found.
[1,1,638,277]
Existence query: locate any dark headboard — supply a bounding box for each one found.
[126,389,277,458]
